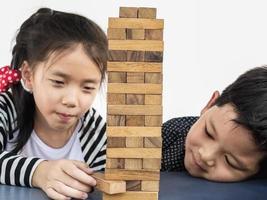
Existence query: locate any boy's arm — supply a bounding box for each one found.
[0,92,44,187]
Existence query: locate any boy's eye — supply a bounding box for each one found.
[205,126,214,139]
[224,155,239,170]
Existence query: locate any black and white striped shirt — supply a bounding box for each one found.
[0,91,106,187]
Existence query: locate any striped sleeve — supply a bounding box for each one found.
[0,92,44,187]
[79,108,107,171]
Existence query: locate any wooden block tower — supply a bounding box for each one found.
[105,7,164,200]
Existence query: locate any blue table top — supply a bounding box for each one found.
[1,172,267,200]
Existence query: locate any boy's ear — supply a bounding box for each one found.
[20,61,33,91]
[200,91,220,115]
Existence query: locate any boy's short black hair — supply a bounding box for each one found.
[215,66,267,176]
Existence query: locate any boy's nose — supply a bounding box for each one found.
[198,145,218,167]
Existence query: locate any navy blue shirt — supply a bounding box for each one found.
[161,117,199,171]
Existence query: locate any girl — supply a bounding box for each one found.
[0,7,107,200]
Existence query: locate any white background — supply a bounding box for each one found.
[1,0,267,121]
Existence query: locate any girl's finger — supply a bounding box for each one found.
[46,187,71,200]
[53,181,88,200]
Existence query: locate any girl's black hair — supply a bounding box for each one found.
[10,7,108,153]
[215,66,267,177]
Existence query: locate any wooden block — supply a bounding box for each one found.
[127,29,145,40]
[108,28,126,40]
[119,7,138,18]
[107,127,161,137]
[145,51,163,62]
[125,137,144,170]
[125,158,143,170]
[108,72,126,83]
[126,181,141,191]
[92,172,126,194]
[107,62,162,73]
[107,115,125,126]
[107,137,125,148]
[143,159,161,170]
[145,95,162,105]
[145,116,162,126]
[108,93,126,105]
[108,105,162,115]
[103,191,158,200]
[126,137,143,147]
[127,72,144,83]
[126,94,144,105]
[127,51,145,62]
[141,181,159,192]
[138,7,157,19]
[145,29,163,40]
[109,40,163,51]
[144,137,162,148]
[108,83,162,94]
[109,18,164,29]
[105,169,160,181]
[145,73,162,84]
[109,50,127,61]
[126,115,145,126]
[106,158,125,169]
[107,148,161,159]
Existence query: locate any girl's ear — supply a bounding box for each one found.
[20,61,33,92]
[200,91,220,115]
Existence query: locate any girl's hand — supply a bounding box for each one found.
[32,159,96,200]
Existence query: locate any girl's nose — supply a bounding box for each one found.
[62,89,79,107]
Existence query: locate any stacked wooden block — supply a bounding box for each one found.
[104,7,164,200]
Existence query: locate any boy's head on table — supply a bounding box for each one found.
[184,67,267,182]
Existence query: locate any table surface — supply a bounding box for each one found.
[1,172,267,200]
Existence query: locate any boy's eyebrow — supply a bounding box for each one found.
[51,71,99,83]
[209,118,249,171]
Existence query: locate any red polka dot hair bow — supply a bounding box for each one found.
[0,66,21,92]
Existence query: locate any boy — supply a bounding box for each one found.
[162,66,267,182]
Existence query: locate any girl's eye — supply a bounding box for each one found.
[205,126,214,139]
[50,79,64,85]
[83,86,95,93]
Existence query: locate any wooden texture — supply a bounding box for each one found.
[107,105,162,115]
[109,50,127,61]
[145,51,163,62]
[126,51,145,62]
[107,127,161,137]
[108,83,162,94]
[126,29,145,40]
[145,116,162,126]
[108,28,126,40]
[145,73,162,84]
[107,148,161,158]
[145,95,162,105]
[109,18,164,29]
[107,62,162,73]
[93,172,126,194]
[105,169,160,181]
[108,72,126,83]
[103,191,158,200]
[126,94,144,105]
[119,7,138,18]
[108,94,126,105]
[126,115,145,126]
[107,115,125,126]
[141,181,160,192]
[145,29,163,40]
[127,72,144,83]
[138,8,157,19]
[109,40,163,51]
